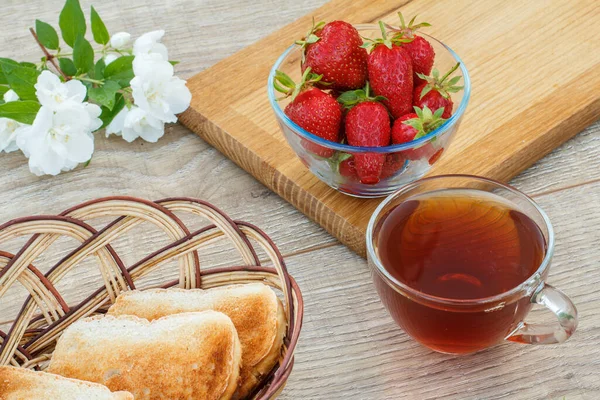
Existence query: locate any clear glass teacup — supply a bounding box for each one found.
[367,175,578,354]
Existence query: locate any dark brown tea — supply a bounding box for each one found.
[373,189,547,353]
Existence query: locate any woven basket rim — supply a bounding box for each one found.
[0,195,304,399]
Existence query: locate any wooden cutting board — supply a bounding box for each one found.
[179,0,600,257]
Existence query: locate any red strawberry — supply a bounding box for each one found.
[381,153,406,179]
[298,20,368,91]
[391,106,446,161]
[389,13,435,86]
[392,113,418,145]
[428,147,444,165]
[340,84,391,184]
[365,22,414,119]
[404,36,435,86]
[414,62,463,118]
[338,155,358,180]
[274,68,343,157]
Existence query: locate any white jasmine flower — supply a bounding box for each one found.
[105,106,129,137]
[17,72,102,176]
[0,119,22,153]
[130,54,191,123]
[103,53,118,66]
[17,103,101,176]
[123,106,164,142]
[133,30,168,60]
[107,105,164,143]
[110,32,131,50]
[35,71,86,111]
[3,89,19,103]
[0,89,23,153]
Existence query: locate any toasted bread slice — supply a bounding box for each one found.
[48,311,241,400]
[107,283,286,399]
[0,365,133,399]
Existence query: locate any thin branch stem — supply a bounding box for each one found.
[75,76,104,85]
[29,27,70,81]
[59,49,104,57]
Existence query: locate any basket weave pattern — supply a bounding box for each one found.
[0,196,303,399]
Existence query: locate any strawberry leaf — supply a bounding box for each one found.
[337,90,362,108]
[419,84,433,100]
[447,75,462,86]
[327,151,353,173]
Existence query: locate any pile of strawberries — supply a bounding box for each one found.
[274,14,463,185]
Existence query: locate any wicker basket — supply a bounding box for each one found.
[0,196,303,399]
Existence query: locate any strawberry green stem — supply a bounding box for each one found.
[293,67,313,99]
[379,21,387,40]
[273,67,324,101]
[295,18,325,62]
[398,13,406,29]
[440,62,461,84]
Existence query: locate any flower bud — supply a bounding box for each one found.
[110,32,131,50]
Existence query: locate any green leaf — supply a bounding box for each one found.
[0,100,41,124]
[336,90,362,108]
[87,80,120,110]
[0,58,20,71]
[169,60,180,66]
[35,20,60,50]
[100,93,125,129]
[414,106,424,119]
[2,64,41,101]
[419,84,433,100]
[59,0,86,47]
[90,6,110,45]
[0,58,19,85]
[20,62,37,69]
[93,58,106,80]
[103,56,134,86]
[58,57,77,76]
[0,86,10,98]
[306,34,320,44]
[73,35,94,73]
[447,76,462,86]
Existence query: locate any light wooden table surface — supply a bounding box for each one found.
[1,1,599,399]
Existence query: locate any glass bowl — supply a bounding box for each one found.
[267,24,471,198]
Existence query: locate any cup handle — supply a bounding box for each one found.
[506,283,578,345]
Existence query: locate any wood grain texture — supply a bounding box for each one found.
[512,122,600,196]
[180,0,600,256]
[0,0,599,399]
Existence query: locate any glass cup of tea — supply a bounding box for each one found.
[367,174,578,354]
